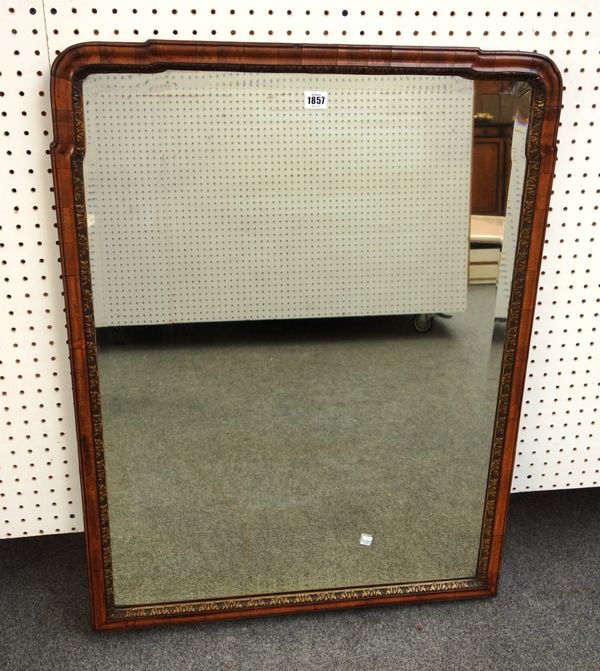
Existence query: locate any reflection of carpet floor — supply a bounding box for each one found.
[97,286,505,606]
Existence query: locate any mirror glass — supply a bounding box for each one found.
[81,71,530,606]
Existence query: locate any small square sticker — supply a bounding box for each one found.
[304,91,328,109]
[359,533,373,546]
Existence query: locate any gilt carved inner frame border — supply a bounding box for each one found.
[50,41,561,631]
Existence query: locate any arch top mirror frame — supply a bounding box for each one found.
[50,41,560,631]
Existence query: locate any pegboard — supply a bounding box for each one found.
[83,71,472,326]
[1,0,598,539]
[0,0,81,538]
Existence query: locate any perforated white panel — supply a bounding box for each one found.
[1,0,598,538]
[0,1,82,538]
[83,71,472,327]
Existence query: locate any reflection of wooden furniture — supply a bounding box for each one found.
[472,122,513,216]
[469,215,504,285]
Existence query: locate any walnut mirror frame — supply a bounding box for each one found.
[50,41,560,631]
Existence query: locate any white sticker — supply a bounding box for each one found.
[359,533,373,546]
[304,91,328,109]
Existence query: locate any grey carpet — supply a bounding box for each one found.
[0,488,598,670]
[96,286,503,605]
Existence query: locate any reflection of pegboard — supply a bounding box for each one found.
[84,72,472,327]
[495,119,528,319]
[1,1,598,539]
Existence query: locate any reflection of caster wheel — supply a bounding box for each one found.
[413,313,433,333]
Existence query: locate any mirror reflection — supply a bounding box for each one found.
[82,71,530,606]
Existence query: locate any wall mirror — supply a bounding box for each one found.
[50,42,560,630]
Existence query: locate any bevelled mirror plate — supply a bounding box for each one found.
[50,42,561,630]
